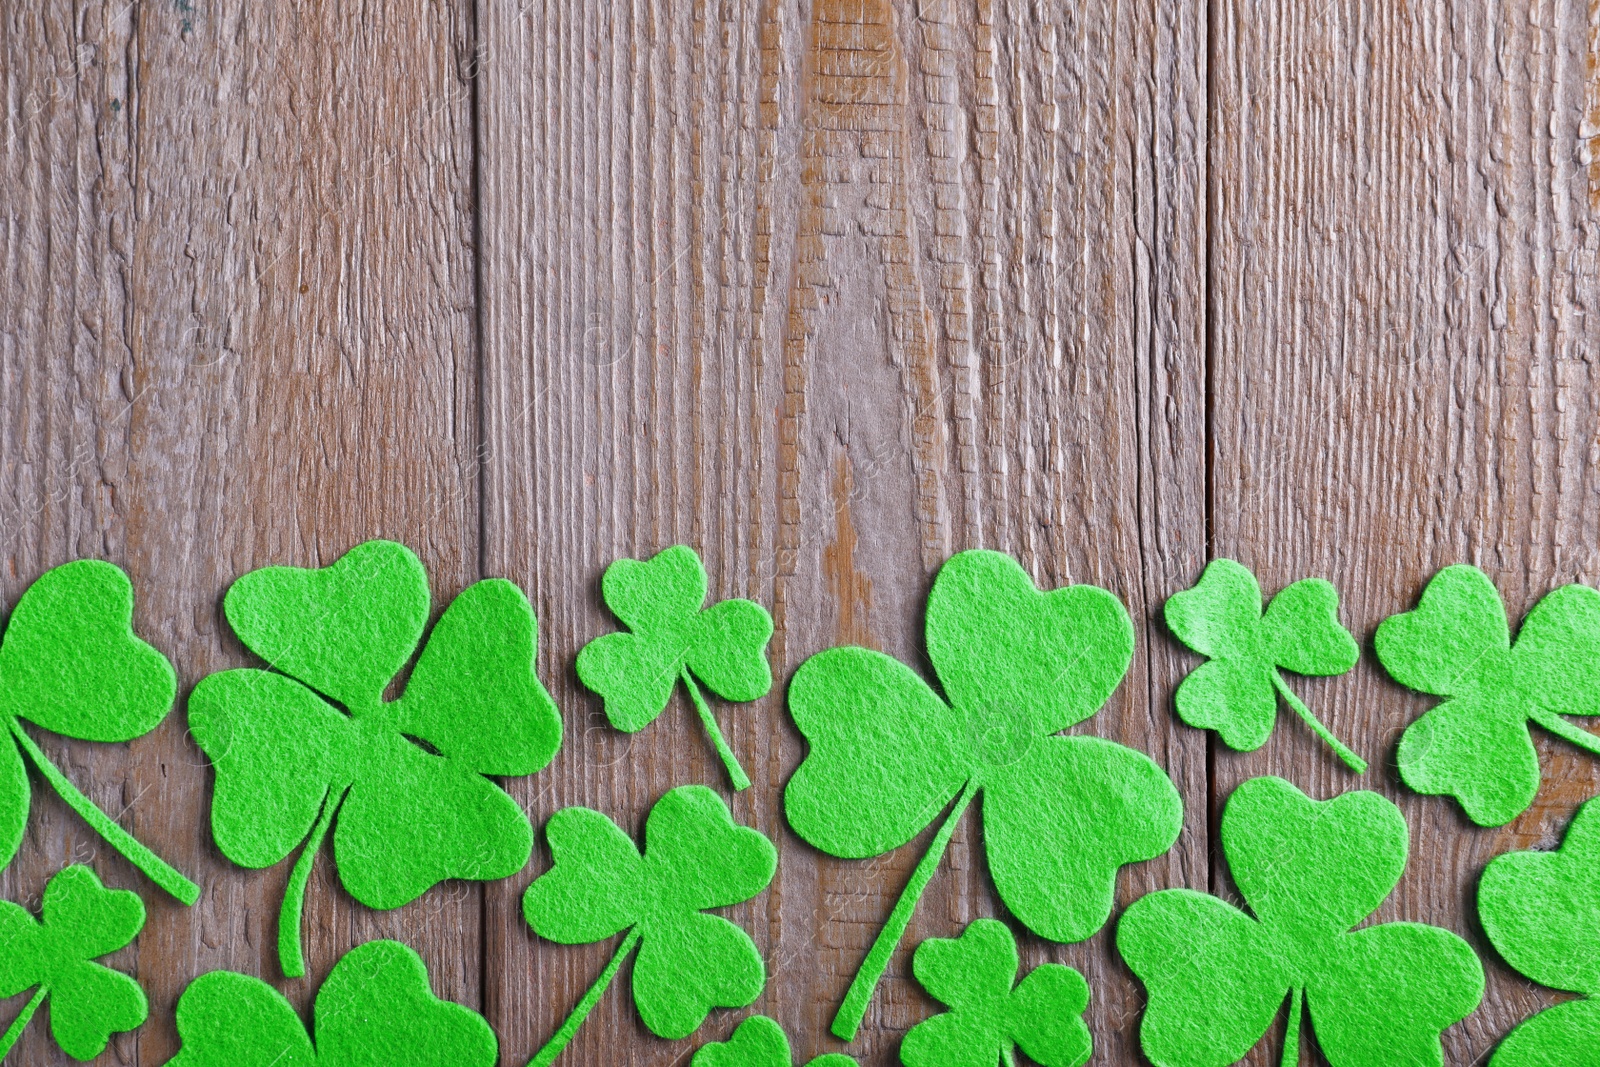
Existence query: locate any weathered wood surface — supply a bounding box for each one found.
[2,0,1597,1064]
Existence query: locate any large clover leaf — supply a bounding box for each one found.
[187,539,563,977]
[1118,776,1483,1067]
[0,561,196,902]
[163,938,496,1067]
[784,549,1182,1040]
[522,785,777,1064]
[577,546,773,790]
[1375,565,1600,826]
[692,1016,857,1067]
[0,865,146,1062]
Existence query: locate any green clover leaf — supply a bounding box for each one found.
[577,546,773,790]
[163,938,496,1067]
[692,1016,857,1067]
[1375,565,1600,826]
[0,865,147,1062]
[1117,776,1483,1067]
[1165,559,1365,771]
[784,549,1182,1040]
[523,784,777,1064]
[187,540,563,977]
[0,561,197,902]
[901,918,1090,1067]
[1478,796,1600,1067]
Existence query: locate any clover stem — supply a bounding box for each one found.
[1527,707,1600,757]
[280,786,345,980]
[1001,1043,1019,1067]
[1281,987,1303,1067]
[0,986,45,1060]
[831,779,979,1042]
[680,668,751,791]
[1270,673,1367,774]
[8,721,200,906]
[528,926,642,1067]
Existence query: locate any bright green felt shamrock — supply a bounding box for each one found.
[1375,565,1600,826]
[187,540,563,977]
[784,549,1181,1040]
[522,784,777,1065]
[1117,776,1483,1067]
[0,865,147,1062]
[692,1016,857,1067]
[1165,559,1365,772]
[163,938,496,1067]
[0,561,197,903]
[1478,796,1600,1067]
[577,546,773,790]
[901,918,1090,1067]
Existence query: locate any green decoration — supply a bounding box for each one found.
[692,1017,857,1067]
[1117,776,1483,1067]
[577,546,773,791]
[1478,796,1600,1067]
[187,539,562,978]
[1375,565,1600,826]
[784,549,1182,1040]
[901,918,1090,1067]
[522,784,777,1065]
[0,865,147,1062]
[163,938,496,1067]
[0,560,197,903]
[1165,559,1365,772]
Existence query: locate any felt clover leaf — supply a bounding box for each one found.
[692,1016,857,1067]
[784,549,1182,1040]
[577,546,773,790]
[1165,559,1365,772]
[522,784,778,1065]
[1117,776,1484,1067]
[1375,565,1600,826]
[163,938,496,1067]
[187,539,562,977]
[1477,796,1600,1067]
[0,865,147,1062]
[0,560,197,902]
[901,918,1090,1067]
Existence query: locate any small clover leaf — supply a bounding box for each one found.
[523,785,777,1064]
[187,540,563,977]
[1478,796,1600,1066]
[1117,776,1484,1067]
[692,1016,858,1067]
[0,865,147,1062]
[163,939,496,1067]
[901,918,1090,1067]
[0,561,197,902]
[1375,565,1600,826]
[1165,559,1364,772]
[577,546,773,790]
[784,549,1181,1040]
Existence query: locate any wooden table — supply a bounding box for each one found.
[4,0,1598,1063]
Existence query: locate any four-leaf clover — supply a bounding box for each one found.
[187,539,563,977]
[577,546,773,790]
[522,784,778,1065]
[1117,776,1483,1067]
[1375,565,1600,826]
[1165,559,1365,772]
[692,1016,857,1067]
[901,918,1090,1067]
[785,549,1181,1039]
[0,865,147,1061]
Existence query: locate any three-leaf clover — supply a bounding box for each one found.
[163,938,497,1067]
[0,865,146,1062]
[692,1017,857,1067]
[522,784,778,1065]
[1117,776,1484,1067]
[577,546,773,790]
[1375,565,1600,826]
[0,560,197,902]
[784,549,1182,1040]
[901,918,1090,1067]
[187,539,563,977]
[1478,796,1600,1067]
[1165,559,1365,772]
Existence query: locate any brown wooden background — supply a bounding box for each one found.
[4,0,1600,1063]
